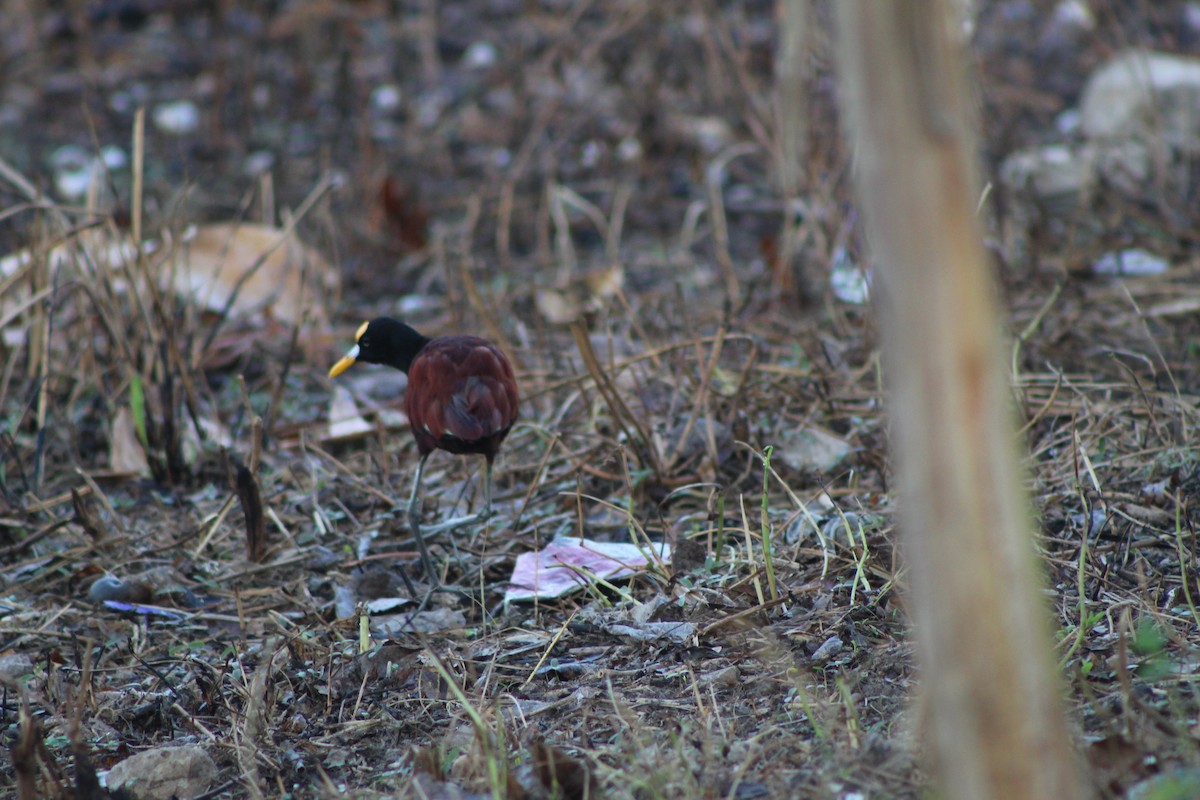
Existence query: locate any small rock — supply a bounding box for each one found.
[1081,49,1200,153]
[0,653,34,682]
[105,745,216,800]
[87,576,153,604]
[830,248,870,304]
[1127,768,1200,800]
[369,84,402,112]
[1054,108,1081,136]
[811,635,844,663]
[99,145,127,170]
[1187,3,1200,34]
[243,150,275,177]
[49,143,90,171]
[1038,0,1094,52]
[1069,509,1110,536]
[774,425,853,474]
[462,41,498,69]
[821,512,877,545]
[999,141,1149,207]
[1000,144,1081,204]
[616,135,642,163]
[152,100,200,135]
[49,144,96,199]
[372,607,467,636]
[1141,478,1172,504]
[698,665,740,687]
[54,163,97,199]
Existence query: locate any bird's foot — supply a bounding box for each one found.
[420,507,493,536]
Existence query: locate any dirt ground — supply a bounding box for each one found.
[3,1,1200,798]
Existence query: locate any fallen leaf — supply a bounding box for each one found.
[176,222,339,325]
[325,385,374,441]
[369,175,429,252]
[530,738,602,800]
[535,263,624,324]
[110,407,150,476]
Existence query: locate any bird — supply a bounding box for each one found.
[329,317,519,583]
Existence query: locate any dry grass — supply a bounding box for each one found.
[2,2,1200,798]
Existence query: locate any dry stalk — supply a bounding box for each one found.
[834,2,1085,797]
[704,143,756,305]
[492,0,647,271]
[774,0,810,198]
[456,194,519,371]
[570,320,662,482]
[233,643,280,800]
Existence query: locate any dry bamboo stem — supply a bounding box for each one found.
[832,3,1086,798]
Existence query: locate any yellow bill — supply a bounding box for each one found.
[329,346,358,378]
[329,321,371,379]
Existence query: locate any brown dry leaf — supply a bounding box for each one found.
[530,737,602,800]
[266,0,376,38]
[2,224,338,348]
[584,262,624,297]
[534,287,577,324]
[369,175,430,252]
[175,222,339,325]
[109,407,149,477]
[535,263,624,324]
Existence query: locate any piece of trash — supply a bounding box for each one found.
[99,601,186,620]
[365,597,412,614]
[1092,248,1169,276]
[504,537,670,603]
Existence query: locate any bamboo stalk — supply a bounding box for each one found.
[832,3,1085,798]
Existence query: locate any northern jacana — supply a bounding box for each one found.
[329,318,519,582]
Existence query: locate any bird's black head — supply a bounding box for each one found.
[329,317,431,377]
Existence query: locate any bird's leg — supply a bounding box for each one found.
[421,457,495,534]
[406,452,439,583]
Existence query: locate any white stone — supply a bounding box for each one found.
[1080,49,1200,152]
[369,84,402,112]
[152,99,200,135]
[105,745,216,799]
[463,41,497,69]
[1000,141,1150,203]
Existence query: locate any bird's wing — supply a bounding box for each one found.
[408,341,517,444]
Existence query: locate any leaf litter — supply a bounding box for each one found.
[2,3,1200,799]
